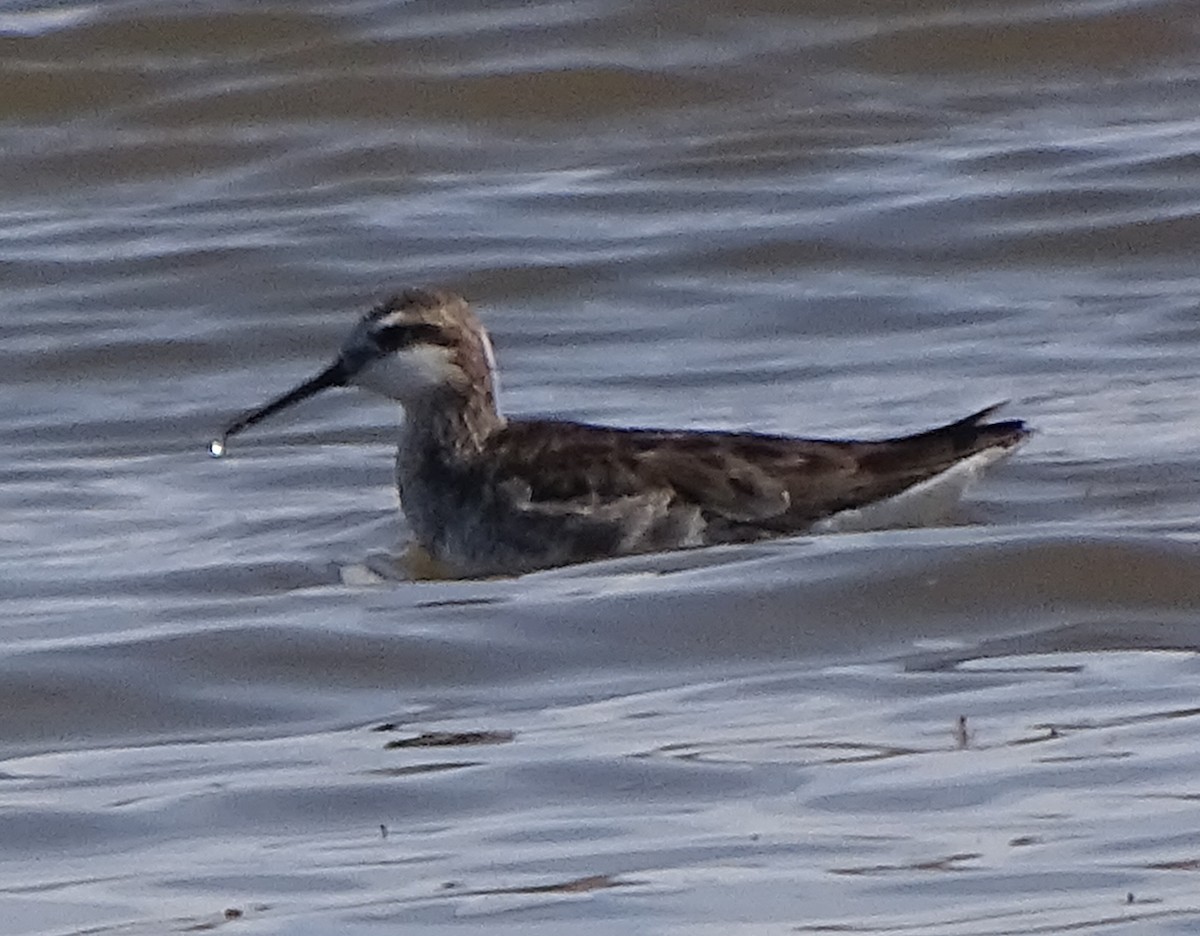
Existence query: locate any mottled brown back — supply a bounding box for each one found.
[483,403,1028,533]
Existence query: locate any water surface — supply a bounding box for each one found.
[4,0,1200,932]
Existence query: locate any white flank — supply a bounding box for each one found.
[812,445,1015,534]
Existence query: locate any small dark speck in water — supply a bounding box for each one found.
[384,730,516,749]
[955,714,970,749]
[415,596,505,610]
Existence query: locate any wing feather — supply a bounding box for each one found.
[487,420,850,525]
[484,406,1027,534]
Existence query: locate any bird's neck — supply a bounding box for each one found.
[401,385,505,462]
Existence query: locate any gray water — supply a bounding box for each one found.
[5,0,1200,932]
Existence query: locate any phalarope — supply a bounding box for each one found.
[213,288,1029,577]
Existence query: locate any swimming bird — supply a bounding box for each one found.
[213,288,1029,577]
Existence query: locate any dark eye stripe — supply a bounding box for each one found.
[375,322,453,351]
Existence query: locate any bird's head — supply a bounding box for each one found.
[211,288,500,455]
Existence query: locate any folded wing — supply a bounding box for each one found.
[486,403,1028,539]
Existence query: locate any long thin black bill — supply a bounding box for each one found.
[209,360,348,457]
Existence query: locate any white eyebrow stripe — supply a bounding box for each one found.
[372,308,415,329]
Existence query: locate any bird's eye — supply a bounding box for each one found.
[374,322,446,351]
